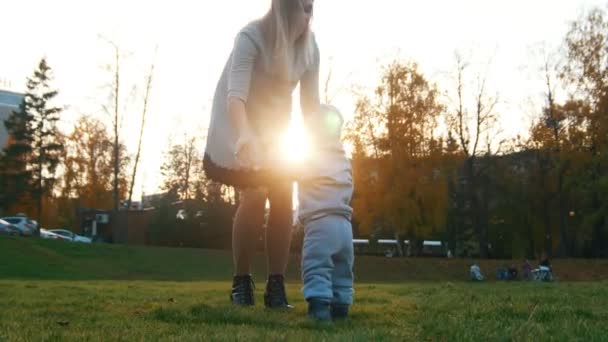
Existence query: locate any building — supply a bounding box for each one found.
[141,192,168,209]
[0,89,25,151]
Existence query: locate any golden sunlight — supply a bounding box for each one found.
[280,116,310,163]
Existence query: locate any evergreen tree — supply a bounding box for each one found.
[0,58,63,226]
[1,95,32,211]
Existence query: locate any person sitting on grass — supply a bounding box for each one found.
[470,262,484,281]
[540,253,551,270]
[530,253,554,281]
[507,263,518,281]
[496,264,509,281]
[297,104,354,322]
[537,253,553,281]
[522,259,533,281]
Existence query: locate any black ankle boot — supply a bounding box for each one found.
[330,303,349,320]
[308,298,331,321]
[264,274,293,309]
[230,274,255,306]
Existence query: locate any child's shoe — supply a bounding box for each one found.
[330,303,349,320]
[307,298,331,322]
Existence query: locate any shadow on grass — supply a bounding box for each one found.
[148,304,364,332]
[149,304,277,327]
[355,297,391,304]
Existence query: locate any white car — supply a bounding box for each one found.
[1,216,38,236]
[48,229,92,243]
[0,219,20,236]
[40,228,71,241]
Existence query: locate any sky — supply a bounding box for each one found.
[1,0,607,199]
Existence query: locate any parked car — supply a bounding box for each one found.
[0,219,20,236]
[40,228,71,241]
[1,216,38,236]
[176,209,188,220]
[48,229,92,243]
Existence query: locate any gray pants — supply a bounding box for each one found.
[301,215,354,305]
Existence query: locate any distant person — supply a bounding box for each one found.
[537,253,553,281]
[540,253,551,270]
[470,262,484,281]
[507,263,518,281]
[496,264,509,281]
[298,105,354,321]
[203,0,320,309]
[522,259,533,281]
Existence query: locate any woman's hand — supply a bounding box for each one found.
[234,127,259,170]
[228,97,259,170]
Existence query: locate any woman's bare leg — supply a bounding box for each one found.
[266,182,294,275]
[232,188,267,275]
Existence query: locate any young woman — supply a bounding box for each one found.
[203,0,320,308]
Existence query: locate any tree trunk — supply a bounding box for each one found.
[394,231,404,257]
[38,152,43,228]
[466,157,487,258]
[527,217,535,259]
[127,61,154,210]
[556,160,570,257]
[112,45,121,214]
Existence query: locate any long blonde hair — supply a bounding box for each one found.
[260,0,315,79]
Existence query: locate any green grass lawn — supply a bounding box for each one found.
[1,237,608,341]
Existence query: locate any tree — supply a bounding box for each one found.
[127,58,155,210]
[59,115,129,211]
[160,135,208,201]
[321,56,353,105]
[100,39,126,214]
[525,46,593,257]
[0,58,63,226]
[1,95,32,211]
[346,60,446,255]
[445,52,501,258]
[560,7,608,257]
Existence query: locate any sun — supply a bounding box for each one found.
[281,115,310,163]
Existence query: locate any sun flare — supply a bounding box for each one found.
[281,116,310,163]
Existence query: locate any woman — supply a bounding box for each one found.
[203,0,319,309]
